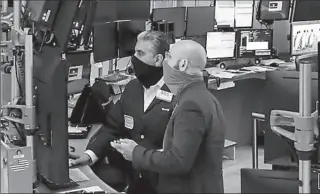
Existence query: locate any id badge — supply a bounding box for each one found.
[156,90,173,102]
[124,115,134,130]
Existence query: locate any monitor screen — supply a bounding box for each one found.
[93,22,118,63]
[206,32,236,59]
[66,50,91,95]
[291,20,320,56]
[293,0,320,22]
[186,6,215,37]
[153,7,186,38]
[215,0,253,28]
[215,0,235,27]
[94,0,117,23]
[237,29,273,58]
[118,21,146,58]
[258,0,290,21]
[117,0,150,21]
[235,0,254,28]
[94,0,150,23]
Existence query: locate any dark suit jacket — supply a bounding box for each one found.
[86,78,174,187]
[132,81,226,193]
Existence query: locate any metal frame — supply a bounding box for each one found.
[270,53,318,193]
[252,113,265,169]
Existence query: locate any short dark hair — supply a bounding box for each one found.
[137,30,170,57]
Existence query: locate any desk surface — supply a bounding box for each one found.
[37,125,118,193]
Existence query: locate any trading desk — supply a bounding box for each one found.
[206,62,296,145]
[36,125,118,193]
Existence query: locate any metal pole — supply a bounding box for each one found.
[11,0,20,102]
[251,113,265,169]
[298,63,312,194]
[253,118,258,169]
[24,34,36,185]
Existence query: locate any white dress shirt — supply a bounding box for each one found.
[85,78,165,164]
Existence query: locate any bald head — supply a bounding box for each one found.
[170,40,207,71]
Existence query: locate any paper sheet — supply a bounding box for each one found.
[69,168,90,183]
[59,186,104,193]
[241,66,277,72]
[209,71,236,79]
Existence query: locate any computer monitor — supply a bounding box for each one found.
[93,22,118,63]
[93,0,117,23]
[291,20,320,56]
[66,50,91,95]
[214,0,235,27]
[206,32,236,59]
[118,20,145,58]
[236,29,273,58]
[257,0,291,21]
[186,6,215,37]
[214,0,254,28]
[234,0,254,28]
[117,0,150,21]
[292,0,320,22]
[152,7,186,38]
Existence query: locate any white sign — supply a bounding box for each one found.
[268,1,282,12]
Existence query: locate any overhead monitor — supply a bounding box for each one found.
[186,6,215,37]
[206,32,236,59]
[257,0,291,21]
[93,22,118,63]
[215,0,253,28]
[293,0,320,22]
[234,0,254,28]
[152,7,186,38]
[291,20,320,56]
[215,0,235,27]
[118,20,146,58]
[117,0,150,21]
[94,0,150,23]
[94,0,117,23]
[237,29,273,58]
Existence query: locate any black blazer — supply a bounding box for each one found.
[86,78,174,186]
[132,81,226,193]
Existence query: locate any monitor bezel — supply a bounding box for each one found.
[206,31,237,60]
[290,20,320,56]
[236,28,274,58]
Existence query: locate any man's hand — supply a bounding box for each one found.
[110,139,138,161]
[69,153,92,167]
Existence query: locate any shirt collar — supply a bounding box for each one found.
[143,77,164,90]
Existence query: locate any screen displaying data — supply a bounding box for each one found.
[206,32,236,59]
[215,0,235,27]
[237,29,273,58]
[291,21,320,55]
[215,0,254,28]
[235,0,254,28]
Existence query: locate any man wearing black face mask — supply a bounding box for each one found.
[70,31,173,194]
[111,40,226,194]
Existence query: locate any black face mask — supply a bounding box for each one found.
[131,55,163,88]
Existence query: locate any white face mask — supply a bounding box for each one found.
[163,60,203,95]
